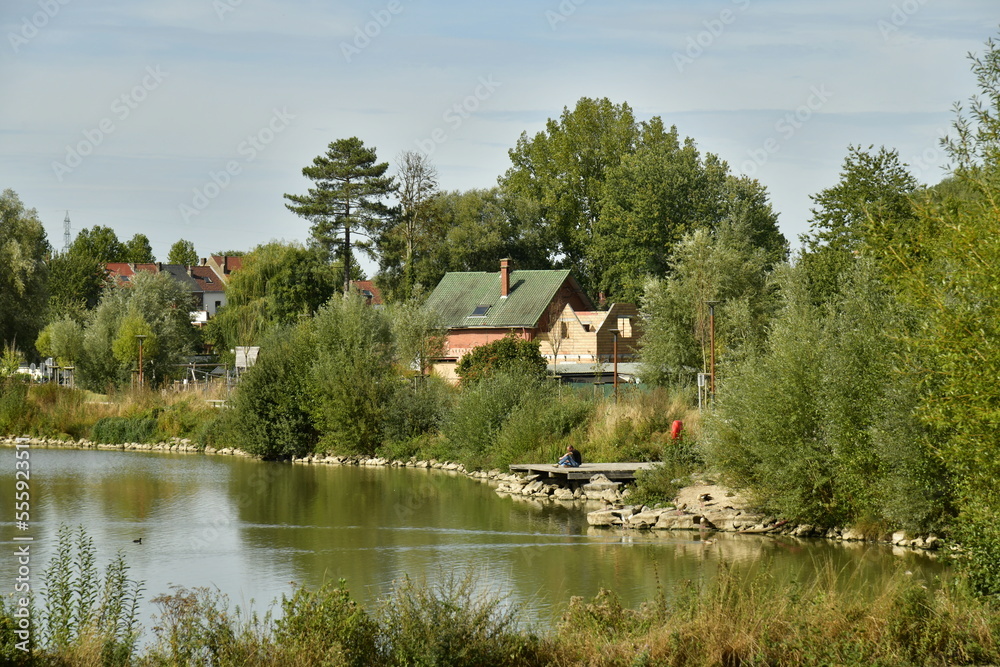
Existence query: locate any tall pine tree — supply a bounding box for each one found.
[284,137,395,294]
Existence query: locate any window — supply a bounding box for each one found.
[469,305,491,317]
[617,317,632,338]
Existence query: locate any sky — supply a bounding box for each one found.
[1,0,996,270]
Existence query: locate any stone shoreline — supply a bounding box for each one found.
[2,435,942,553]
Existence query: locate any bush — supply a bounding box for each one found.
[381,376,455,448]
[231,321,318,459]
[455,333,546,385]
[39,525,143,665]
[145,586,268,666]
[378,574,541,667]
[441,368,547,467]
[273,579,379,667]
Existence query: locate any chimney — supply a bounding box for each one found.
[500,258,512,297]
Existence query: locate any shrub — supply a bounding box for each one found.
[145,586,268,666]
[231,321,318,459]
[378,573,541,667]
[441,368,547,468]
[39,525,143,665]
[455,333,546,385]
[273,579,379,667]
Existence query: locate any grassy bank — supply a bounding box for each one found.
[3,537,998,666]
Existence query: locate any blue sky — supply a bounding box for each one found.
[1,0,995,268]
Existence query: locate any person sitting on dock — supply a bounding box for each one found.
[557,445,582,467]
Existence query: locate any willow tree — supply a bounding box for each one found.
[284,137,395,294]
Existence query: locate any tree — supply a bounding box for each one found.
[123,234,155,263]
[884,34,1000,594]
[205,242,339,354]
[77,271,197,390]
[167,239,198,266]
[376,151,439,301]
[799,145,919,303]
[639,223,777,387]
[46,251,105,317]
[0,189,50,353]
[310,294,398,455]
[70,226,125,263]
[36,317,84,366]
[501,99,785,301]
[500,97,640,293]
[231,320,319,459]
[285,137,396,295]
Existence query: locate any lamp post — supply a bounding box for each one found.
[705,301,719,402]
[609,328,620,404]
[136,335,147,388]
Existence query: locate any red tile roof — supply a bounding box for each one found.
[351,280,383,305]
[190,266,226,292]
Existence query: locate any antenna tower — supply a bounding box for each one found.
[63,211,71,252]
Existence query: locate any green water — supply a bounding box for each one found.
[1,447,945,630]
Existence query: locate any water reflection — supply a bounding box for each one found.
[1,447,944,630]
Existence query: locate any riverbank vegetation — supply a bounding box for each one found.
[4,528,1000,666]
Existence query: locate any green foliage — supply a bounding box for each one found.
[46,250,106,317]
[111,314,157,365]
[381,376,455,448]
[378,573,540,667]
[455,333,546,385]
[206,242,339,353]
[310,294,398,455]
[499,98,786,300]
[639,224,778,387]
[442,368,547,466]
[799,145,918,304]
[123,233,155,263]
[376,150,440,302]
[167,238,198,265]
[231,320,318,459]
[0,189,50,350]
[0,594,31,665]
[40,525,143,664]
[78,270,197,391]
[145,586,268,666]
[881,34,1000,595]
[274,579,379,667]
[703,260,948,530]
[0,372,33,435]
[36,316,84,366]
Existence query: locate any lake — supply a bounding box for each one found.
[1,446,945,633]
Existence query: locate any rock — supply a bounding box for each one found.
[892,531,908,546]
[587,510,621,526]
[924,534,940,550]
[655,514,698,530]
[792,524,815,537]
[841,527,865,541]
[553,488,575,501]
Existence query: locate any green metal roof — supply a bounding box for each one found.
[424,270,573,328]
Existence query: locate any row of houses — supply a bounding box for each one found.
[106,255,244,322]
[104,254,639,381]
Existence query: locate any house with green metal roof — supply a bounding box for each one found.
[424,259,640,381]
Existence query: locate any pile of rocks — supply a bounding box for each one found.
[494,473,628,503]
[1,435,248,455]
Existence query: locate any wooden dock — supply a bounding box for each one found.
[508,462,656,482]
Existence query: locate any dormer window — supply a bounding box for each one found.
[469,305,491,317]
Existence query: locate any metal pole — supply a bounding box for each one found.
[609,329,620,404]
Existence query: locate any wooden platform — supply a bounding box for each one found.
[508,462,657,482]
